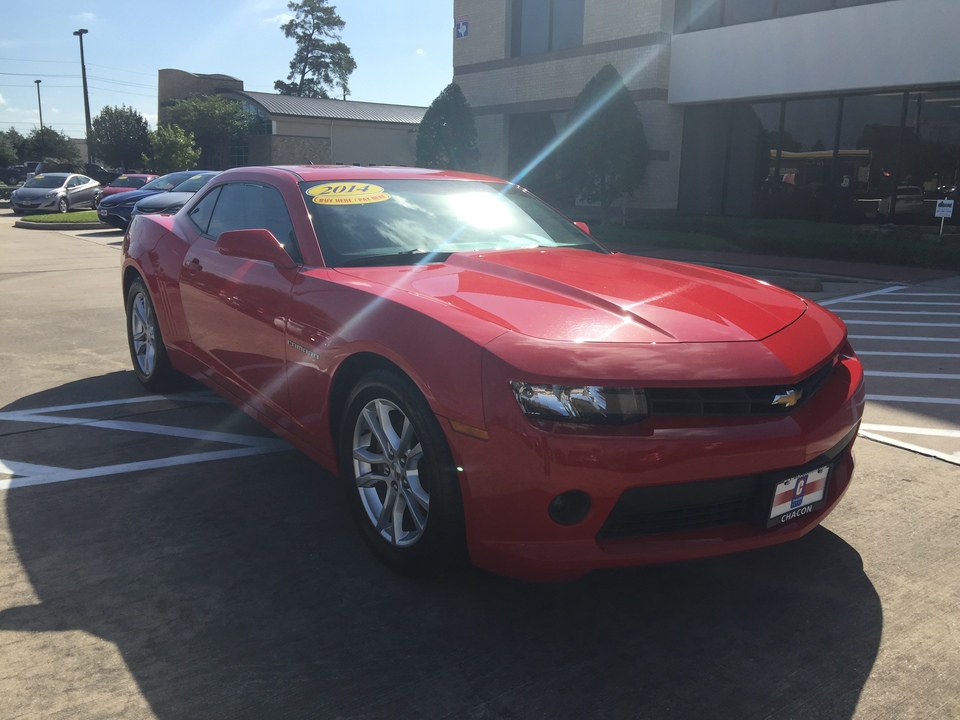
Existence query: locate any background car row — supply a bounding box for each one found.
[97,171,218,230]
[9,173,102,214]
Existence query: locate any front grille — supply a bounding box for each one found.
[596,427,857,540]
[645,359,835,417]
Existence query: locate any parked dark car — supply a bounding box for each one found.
[10,172,102,214]
[130,171,220,220]
[99,173,160,203]
[1,162,39,186]
[97,170,214,230]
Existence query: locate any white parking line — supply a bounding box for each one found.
[845,320,960,327]
[849,300,960,306]
[858,431,960,466]
[850,335,960,343]
[0,394,291,491]
[819,285,907,306]
[866,371,960,380]
[861,424,960,438]
[838,309,960,316]
[867,394,960,405]
[857,351,960,358]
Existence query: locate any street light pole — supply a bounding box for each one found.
[73,28,92,164]
[34,79,44,159]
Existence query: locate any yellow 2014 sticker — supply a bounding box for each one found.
[307,182,391,205]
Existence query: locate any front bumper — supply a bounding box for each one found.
[446,341,865,582]
[11,195,59,212]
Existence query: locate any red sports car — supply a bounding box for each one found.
[121,165,864,582]
[99,173,159,201]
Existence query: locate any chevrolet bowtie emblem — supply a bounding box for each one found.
[772,390,802,408]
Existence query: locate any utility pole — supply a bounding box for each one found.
[34,79,44,159]
[73,28,93,164]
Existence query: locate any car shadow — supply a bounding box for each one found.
[0,374,882,719]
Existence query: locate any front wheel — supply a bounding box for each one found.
[125,277,176,391]
[57,197,68,214]
[339,370,466,575]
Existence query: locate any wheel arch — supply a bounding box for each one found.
[328,352,414,453]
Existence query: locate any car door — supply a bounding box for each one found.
[178,181,304,419]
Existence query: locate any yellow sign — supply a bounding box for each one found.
[307,182,390,205]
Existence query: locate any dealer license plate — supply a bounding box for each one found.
[767,465,829,527]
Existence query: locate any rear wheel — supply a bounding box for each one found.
[339,369,466,575]
[125,277,176,391]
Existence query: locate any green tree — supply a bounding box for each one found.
[415,83,480,172]
[559,64,650,226]
[144,125,201,174]
[165,95,249,169]
[275,0,356,99]
[0,133,16,167]
[23,127,82,166]
[90,105,151,170]
[3,128,26,161]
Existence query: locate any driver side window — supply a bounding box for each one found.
[205,182,302,264]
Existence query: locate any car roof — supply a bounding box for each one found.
[222,165,505,184]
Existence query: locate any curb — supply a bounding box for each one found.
[13,220,111,231]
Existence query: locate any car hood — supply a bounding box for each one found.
[334,248,808,344]
[99,188,162,208]
[135,191,193,211]
[13,186,65,198]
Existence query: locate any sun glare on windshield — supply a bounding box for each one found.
[445,191,515,230]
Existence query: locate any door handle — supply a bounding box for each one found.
[184,257,201,276]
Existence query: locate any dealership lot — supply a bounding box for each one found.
[1,215,959,719]
[823,287,960,463]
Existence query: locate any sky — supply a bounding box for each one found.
[0,0,455,141]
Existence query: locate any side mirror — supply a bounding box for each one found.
[573,221,591,236]
[215,228,297,269]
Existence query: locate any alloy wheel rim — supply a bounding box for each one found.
[130,292,157,376]
[352,398,429,547]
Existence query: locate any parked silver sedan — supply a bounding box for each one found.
[10,172,102,214]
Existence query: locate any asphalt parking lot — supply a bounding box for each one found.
[1,212,959,719]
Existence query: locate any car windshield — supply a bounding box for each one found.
[141,171,198,192]
[302,179,603,267]
[170,173,216,192]
[24,175,67,189]
[110,176,149,189]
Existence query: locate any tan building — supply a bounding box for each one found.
[453,0,960,223]
[158,69,425,169]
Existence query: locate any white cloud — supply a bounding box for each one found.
[416,48,426,56]
[0,94,7,106]
[264,13,293,25]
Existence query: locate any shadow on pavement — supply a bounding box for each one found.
[0,375,882,719]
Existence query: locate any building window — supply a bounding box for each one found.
[679,86,960,223]
[675,0,900,33]
[512,0,584,57]
[723,0,774,25]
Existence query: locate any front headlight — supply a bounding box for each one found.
[510,382,648,424]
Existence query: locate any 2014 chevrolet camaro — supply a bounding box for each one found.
[121,165,864,581]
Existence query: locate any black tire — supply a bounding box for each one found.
[125,277,177,391]
[57,196,68,214]
[5,174,17,186]
[339,369,466,576]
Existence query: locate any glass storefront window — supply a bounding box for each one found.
[678,86,960,223]
[513,0,584,56]
[675,0,723,33]
[777,0,833,17]
[722,0,775,26]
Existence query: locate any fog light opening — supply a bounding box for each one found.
[548,490,591,525]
